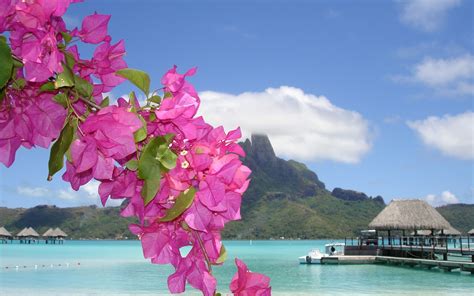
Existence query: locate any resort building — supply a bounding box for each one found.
[17,227,40,244]
[0,226,13,243]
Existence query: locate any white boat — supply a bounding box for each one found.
[298,242,345,264]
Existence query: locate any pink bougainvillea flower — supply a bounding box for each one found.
[63,106,142,190]
[76,13,111,44]
[161,65,197,93]
[89,40,127,89]
[230,258,271,296]
[0,84,66,167]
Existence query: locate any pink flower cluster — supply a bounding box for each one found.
[1,1,271,295]
[93,66,264,295]
[0,84,66,166]
[0,0,127,167]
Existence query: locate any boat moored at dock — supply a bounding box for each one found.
[299,242,345,264]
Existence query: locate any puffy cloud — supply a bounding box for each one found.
[199,86,372,163]
[17,186,51,197]
[407,111,474,160]
[57,180,123,206]
[399,0,461,32]
[17,180,122,207]
[394,54,474,97]
[414,55,474,86]
[425,190,459,206]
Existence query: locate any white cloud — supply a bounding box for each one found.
[399,0,461,32]
[407,111,474,160]
[17,180,122,207]
[425,190,459,206]
[414,55,474,91]
[58,189,78,200]
[17,186,51,197]
[395,54,474,97]
[198,86,372,163]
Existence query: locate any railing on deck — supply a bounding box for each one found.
[344,235,474,256]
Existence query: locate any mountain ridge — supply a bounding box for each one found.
[1,134,472,239]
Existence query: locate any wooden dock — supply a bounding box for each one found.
[321,255,376,264]
[376,256,474,273]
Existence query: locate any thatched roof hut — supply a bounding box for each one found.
[52,227,68,238]
[42,228,54,237]
[369,199,451,231]
[0,226,12,238]
[16,227,28,237]
[21,227,40,237]
[469,229,474,236]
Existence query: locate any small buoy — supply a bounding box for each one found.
[35,265,38,269]
[66,263,69,268]
[50,264,53,268]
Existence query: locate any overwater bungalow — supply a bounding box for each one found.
[52,227,68,244]
[42,228,55,244]
[368,199,453,249]
[17,227,40,244]
[0,226,13,244]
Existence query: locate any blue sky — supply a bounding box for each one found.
[1,0,473,208]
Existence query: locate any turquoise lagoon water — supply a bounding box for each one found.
[0,240,472,295]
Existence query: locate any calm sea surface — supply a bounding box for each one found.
[0,240,472,295]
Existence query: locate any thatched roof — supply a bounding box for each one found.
[19,227,40,237]
[0,226,12,237]
[16,227,28,236]
[469,229,474,235]
[42,228,54,237]
[441,225,461,236]
[369,199,451,231]
[52,227,68,237]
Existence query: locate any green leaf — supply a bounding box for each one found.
[74,75,93,98]
[12,59,23,68]
[48,120,75,180]
[163,92,172,99]
[61,32,72,44]
[116,68,150,96]
[64,52,75,69]
[159,148,177,170]
[53,93,68,108]
[40,81,56,92]
[216,244,227,264]
[134,115,147,143]
[125,159,139,171]
[159,187,196,222]
[0,88,5,103]
[148,95,161,104]
[0,37,13,89]
[12,78,26,90]
[100,96,110,107]
[141,178,161,205]
[138,137,162,180]
[215,293,222,296]
[55,66,74,89]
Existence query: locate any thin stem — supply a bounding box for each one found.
[78,96,102,110]
[193,230,212,274]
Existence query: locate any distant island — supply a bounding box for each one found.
[1,135,473,240]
